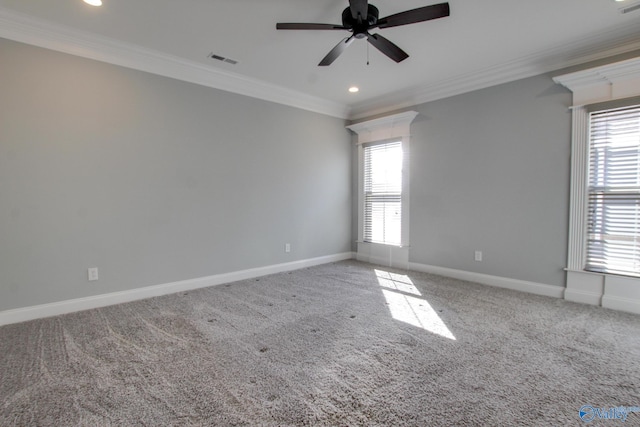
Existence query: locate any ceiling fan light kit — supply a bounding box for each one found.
[276,0,450,66]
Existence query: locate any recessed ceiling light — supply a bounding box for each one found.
[349,86,359,93]
[83,0,102,6]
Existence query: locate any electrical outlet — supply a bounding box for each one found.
[474,251,483,262]
[285,243,291,253]
[88,267,99,281]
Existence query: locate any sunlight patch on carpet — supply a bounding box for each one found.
[376,270,456,340]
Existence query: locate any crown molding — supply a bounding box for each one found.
[0,7,351,120]
[349,21,640,120]
[347,110,418,144]
[2,5,638,121]
[553,56,640,106]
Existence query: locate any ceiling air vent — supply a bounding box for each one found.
[208,53,238,65]
[620,1,640,14]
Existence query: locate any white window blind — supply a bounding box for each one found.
[363,141,403,246]
[587,104,640,276]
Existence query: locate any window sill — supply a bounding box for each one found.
[356,241,410,249]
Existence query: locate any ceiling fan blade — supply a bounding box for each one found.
[367,33,409,63]
[276,23,346,30]
[377,2,450,29]
[349,0,368,21]
[319,36,355,66]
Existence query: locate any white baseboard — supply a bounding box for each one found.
[564,270,603,306]
[0,252,355,326]
[407,262,565,299]
[564,269,640,315]
[602,274,640,315]
[564,289,602,306]
[602,295,640,314]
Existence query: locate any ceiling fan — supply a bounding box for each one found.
[276,0,450,66]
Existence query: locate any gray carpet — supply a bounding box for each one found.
[1,260,639,426]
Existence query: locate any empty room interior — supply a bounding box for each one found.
[1,0,640,425]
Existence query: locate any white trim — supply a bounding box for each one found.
[602,275,640,314]
[565,289,603,306]
[408,262,565,299]
[0,252,355,326]
[401,136,411,247]
[602,295,640,314]
[347,111,419,144]
[348,111,418,251]
[565,269,640,314]
[566,106,589,271]
[553,56,640,107]
[356,143,365,243]
[556,58,640,314]
[2,5,639,121]
[0,7,350,119]
[565,270,604,306]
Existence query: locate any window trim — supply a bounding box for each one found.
[554,58,640,274]
[347,111,418,267]
[553,57,640,313]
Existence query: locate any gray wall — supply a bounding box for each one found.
[351,74,573,287]
[408,75,572,287]
[0,38,352,311]
[350,50,640,288]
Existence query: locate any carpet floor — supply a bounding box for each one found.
[1,260,639,426]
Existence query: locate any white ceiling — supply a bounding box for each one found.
[1,0,640,119]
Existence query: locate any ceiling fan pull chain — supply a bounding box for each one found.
[367,41,370,66]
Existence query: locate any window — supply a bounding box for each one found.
[347,111,417,268]
[554,57,640,311]
[586,105,640,276]
[363,141,403,246]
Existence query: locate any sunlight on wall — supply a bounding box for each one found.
[376,270,456,340]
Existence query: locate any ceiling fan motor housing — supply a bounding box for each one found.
[342,4,379,36]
